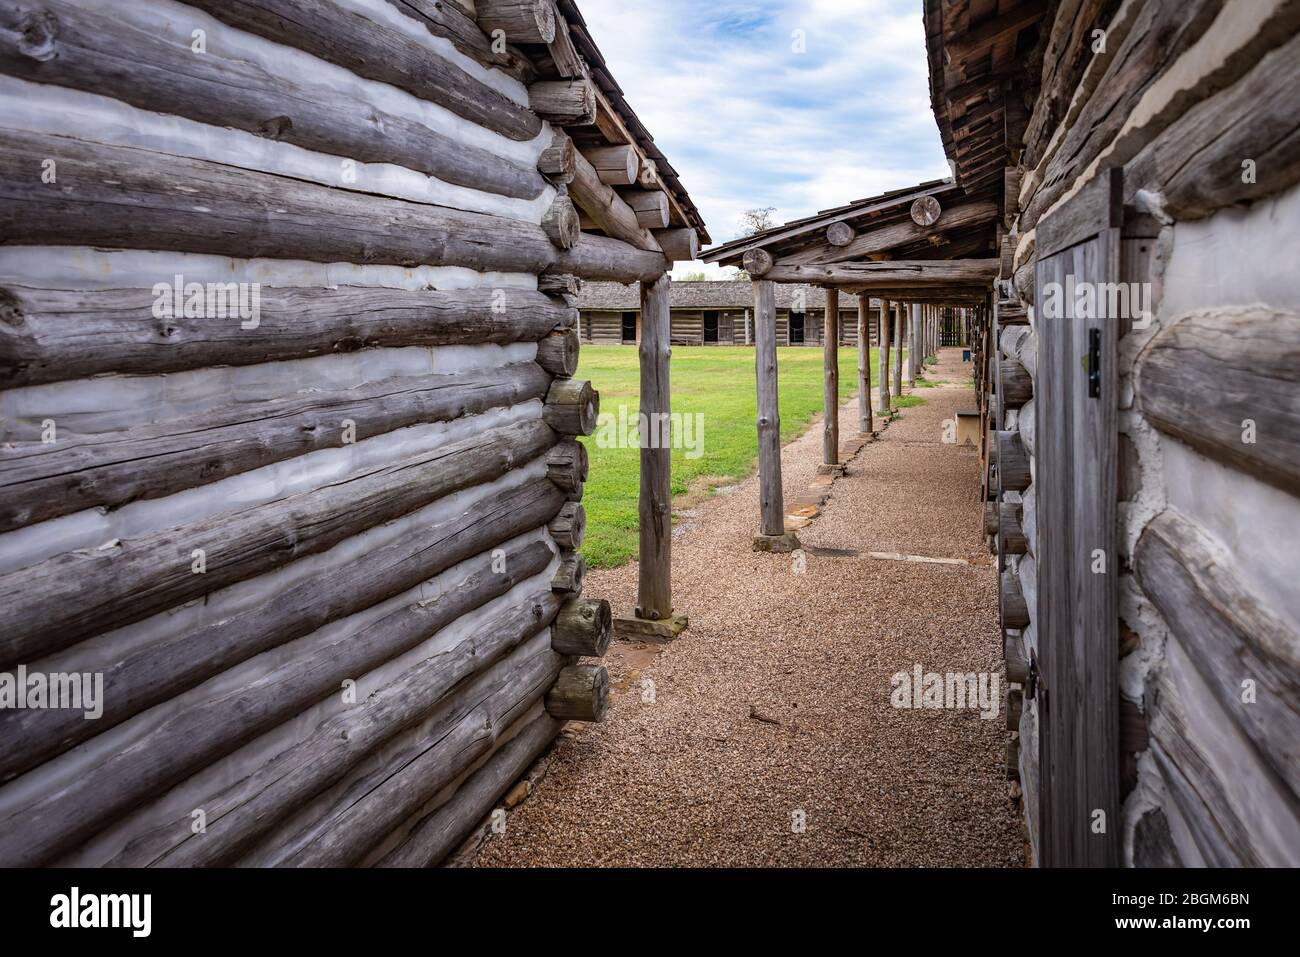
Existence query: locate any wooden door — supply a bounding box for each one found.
[1032,169,1122,867]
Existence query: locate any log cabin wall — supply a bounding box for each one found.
[0,0,701,867]
[969,0,1300,866]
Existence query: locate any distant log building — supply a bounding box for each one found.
[577,280,882,346]
[0,0,704,867]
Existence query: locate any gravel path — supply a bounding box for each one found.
[472,349,1024,867]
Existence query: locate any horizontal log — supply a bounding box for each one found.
[0,480,566,785]
[743,249,774,277]
[1136,307,1300,495]
[984,500,999,536]
[1006,687,1023,732]
[536,326,580,377]
[544,664,609,721]
[381,0,535,81]
[0,363,551,533]
[0,0,545,200]
[0,130,665,283]
[0,419,556,670]
[0,540,559,867]
[547,501,586,550]
[537,129,576,184]
[654,228,700,263]
[551,596,612,657]
[1001,569,1029,629]
[545,440,588,493]
[375,709,561,867]
[1136,509,1300,797]
[550,551,587,594]
[269,632,564,867]
[1005,632,1030,683]
[111,566,561,868]
[1000,501,1026,554]
[999,359,1033,407]
[541,193,581,250]
[0,284,574,388]
[996,430,1031,491]
[763,259,1000,287]
[999,324,1037,379]
[476,0,556,44]
[583,145,638,186]
[1020,398,1037,457]
[179,0,541,141]
[529,79,595,124]
[568,148,661,253]
[618,189,671,230]
[543,378,599,435]
[790,201,999,265]
[538,273,582,297]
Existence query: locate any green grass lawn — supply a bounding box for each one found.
[575,345,909,568]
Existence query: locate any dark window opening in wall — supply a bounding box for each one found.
[621,311,637,343]
[703,311,719,344]
[789,312,805,344]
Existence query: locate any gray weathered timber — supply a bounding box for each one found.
[545,440,588,493]
[996,430,1031,491]
[892,303,903,397]
[822,286,840,467]
[999,502,1027,555]
[764,259,1000,287]
[541,194,581,249]
[545,664,610,722]
[551,597,613,656]
[0,284,573,388]
[0,480,565,784]
[384,0,536,81]
[0,131,664,282]
[376,710,561,867]
[1136,307,1300,495]
[568,148,662,253]
[538,129,577,184]
[547,501,586,550]
[528,79,596,124]
[0,364,551,532]
[114,574,561,869]
[536,326,580,376]
[753,281,784,536]
[266,635,564,868]
[909,303,920,387]
[743,248,774,278]
[637,273,673,619]
[1005,631,1030,683]
[476,0,556,44]
[786,202,999,266]
[877,298,891,414]
[0,0,546,200]
[0,543,559,867]
[543,378,599,435]
[1136,510,1300,797]
[857,293,873,434]
[1001,569,1030,630]
[178,0,541,141]
[1000,359,1033,407]
[550,552,587,594]
[0,419,555,669]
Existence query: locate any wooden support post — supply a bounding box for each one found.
[878,297,892,415]
[752,280,799,552]
[820,287,841,472]
[857,293,874,435]
[619,273,688,640]
[892,301,903,397]
[910,303,921,386]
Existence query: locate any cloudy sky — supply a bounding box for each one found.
[576,0,950,277]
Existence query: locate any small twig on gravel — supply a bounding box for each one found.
[748,705,782,726]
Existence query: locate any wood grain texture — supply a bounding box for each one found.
[637,273,673,619]
[822,287,840,466]
[1136,307,1300,495]
[0,130,665,282]
[753,281,784,536]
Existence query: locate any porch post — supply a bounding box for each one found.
[909,302,920,387]
[857,292,873,435]
[892,301,903,397]
[878,297,892,415]
[615,272,688,640]
[752,279,799,551]
[821,287,841,472]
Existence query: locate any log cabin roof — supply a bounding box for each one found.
[578,280,871,311]
[529,0,710,244]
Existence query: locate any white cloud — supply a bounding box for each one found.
[576,0,949,252]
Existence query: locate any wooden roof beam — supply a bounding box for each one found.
[762,259,1000,287]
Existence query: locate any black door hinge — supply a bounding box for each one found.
[1087,328,1102,398]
